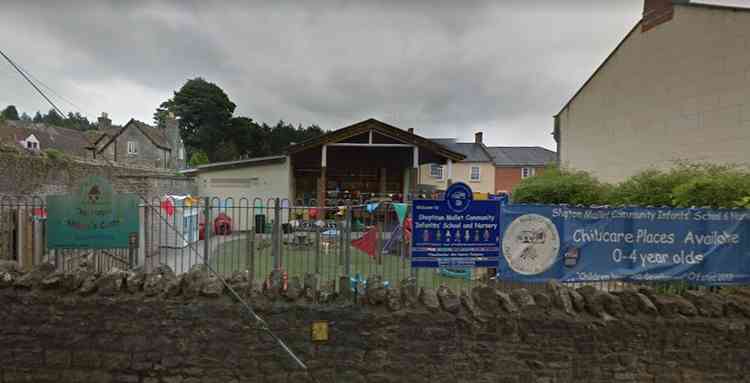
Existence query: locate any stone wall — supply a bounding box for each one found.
[1,261,750,383]
[0,150,195,200]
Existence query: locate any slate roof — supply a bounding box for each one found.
[487,146,556,166]
[96,119,172,154]
[0,120,93,157]
[430,139,493,162]
[86,127,122,144]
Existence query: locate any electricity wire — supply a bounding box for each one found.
[0,48,66,117]
[134,193,318,382]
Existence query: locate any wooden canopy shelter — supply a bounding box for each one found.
[287,118,464,206]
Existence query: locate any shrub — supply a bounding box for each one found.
[189,150,209,167]
[43,148,65,161]
[671,171,750,208]
[609,163,750,208]
[511,166,611,205]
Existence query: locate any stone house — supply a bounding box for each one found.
[555,0,750,182]
[0,120,93,157]
[91,113,186,170]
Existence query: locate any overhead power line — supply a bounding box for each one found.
[17,63,87,115]
[0,48,66,117]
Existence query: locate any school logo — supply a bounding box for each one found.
[445,182,472,213]
[502,214,560,275]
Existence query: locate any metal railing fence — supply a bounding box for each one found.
[0,195,718,294]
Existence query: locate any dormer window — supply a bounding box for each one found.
[23,134,40,151]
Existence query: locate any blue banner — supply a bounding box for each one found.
[412,182,500,268]
[498,204,750,285]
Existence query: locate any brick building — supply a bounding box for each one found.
[487,147,556,193]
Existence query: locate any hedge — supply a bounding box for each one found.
[511,163,750,208]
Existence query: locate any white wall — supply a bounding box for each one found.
[559,5,750,183]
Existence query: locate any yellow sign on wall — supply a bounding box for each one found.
[311,321,329,342]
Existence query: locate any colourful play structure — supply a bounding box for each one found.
[438,268,473,280]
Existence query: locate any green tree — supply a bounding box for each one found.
[63,112,94,131]
[156,78,236,161]
[32,111,43,123]
[189,150,209,167]
[19,112,31,122]
[1,105,19,120]
[42,109,64,126]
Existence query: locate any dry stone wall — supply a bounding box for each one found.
[0,150,195,200]
[1,261,750,383]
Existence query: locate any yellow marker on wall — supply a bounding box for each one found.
[311,321,329,342]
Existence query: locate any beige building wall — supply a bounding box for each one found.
[558,5,750,183]
[418,162,495,194]
[195,160,292,205]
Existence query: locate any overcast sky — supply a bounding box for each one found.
[0,1,745,149]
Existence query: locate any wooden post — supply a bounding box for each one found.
[379,168,387,198]
[318,167,327,208]
[319,145,327,208]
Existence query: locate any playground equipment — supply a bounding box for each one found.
[349,273,390,291]
[381,217,412,255]
[438,268,473,280]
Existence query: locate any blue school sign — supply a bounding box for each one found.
[411,182,500,268]
[498,204,750,285]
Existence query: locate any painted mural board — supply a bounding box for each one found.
[411,182,500,268]
[47,176,139,249]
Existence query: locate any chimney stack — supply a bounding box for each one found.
[475,131,483,145]
[408,128,414,134]
[642,0,682,32]
[165,111,178,130]
[97,112,111,130]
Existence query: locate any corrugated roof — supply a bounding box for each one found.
[0,120,93,157]
[487,146,557,166]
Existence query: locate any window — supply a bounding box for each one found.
[430,164,444,180]
[178,147,185,161]
[470,166,481,182]
[26,141,38,149]
[127,141,138,155]
[521,167,535,178]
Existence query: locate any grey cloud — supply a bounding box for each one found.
[0,0,654,149]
